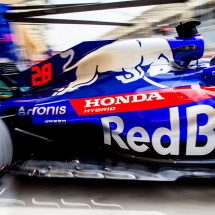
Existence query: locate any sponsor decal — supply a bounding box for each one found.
[70,91,166,116]
[18,105,66,116]
[18,106,32,116]
[84,92,164,107]
[101,104,215,156]
[52,39,174,96]
[45,120,66,125]
[70,86,215,116]
[33,106,66,116]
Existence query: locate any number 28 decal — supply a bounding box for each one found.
[31,63,52,86]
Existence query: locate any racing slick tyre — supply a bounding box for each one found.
[0,119,12,178]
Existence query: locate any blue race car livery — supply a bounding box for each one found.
[1,19,215,181]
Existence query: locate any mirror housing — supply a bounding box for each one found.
[202,66,215,86]
[210,55,215,66]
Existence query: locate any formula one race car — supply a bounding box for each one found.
[1,2,215,181]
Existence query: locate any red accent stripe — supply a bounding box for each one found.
[69,86,215,116]
[0,34,13,42]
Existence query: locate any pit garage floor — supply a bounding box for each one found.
[0,175,215,215]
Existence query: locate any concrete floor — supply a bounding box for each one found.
[0,175,215,215]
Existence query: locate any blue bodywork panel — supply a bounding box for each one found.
[1,3,215,160]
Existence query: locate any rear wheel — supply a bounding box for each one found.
[0,119,13,178]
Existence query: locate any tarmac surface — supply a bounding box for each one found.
[0,175,215,215]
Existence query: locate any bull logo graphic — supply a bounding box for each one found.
[53,38,184,96]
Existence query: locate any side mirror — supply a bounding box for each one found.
[210,55,215,66]
[202,66,215,86]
